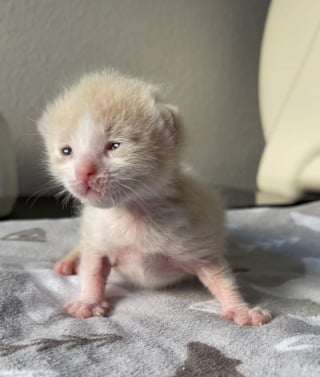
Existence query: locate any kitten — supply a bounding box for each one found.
[38,70,271,325]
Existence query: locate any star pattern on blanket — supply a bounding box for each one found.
[1,228,46,242]
[174,342,244,377]
[0,334,122,356]
[274,315,320,353]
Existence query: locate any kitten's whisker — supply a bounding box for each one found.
[26,182,64,208]
[116,181,145,202]
[61,193,73,210]
[54,188,74,210]
[116,176,158,198]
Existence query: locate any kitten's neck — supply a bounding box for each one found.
[121,167,183,214]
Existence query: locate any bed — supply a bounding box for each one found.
[0,200,319,376]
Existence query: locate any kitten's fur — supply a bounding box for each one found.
[38,70,271,325]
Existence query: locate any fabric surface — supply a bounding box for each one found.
[1,201,320,376]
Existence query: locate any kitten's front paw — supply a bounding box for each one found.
[64,300,111,319]
[54,260,77,275]
[222,306,272,326]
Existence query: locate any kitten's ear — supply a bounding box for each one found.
[37,108,52,139]
[159,103,182,145]
[148,84,182,144]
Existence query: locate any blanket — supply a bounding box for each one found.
[1,201,320,376]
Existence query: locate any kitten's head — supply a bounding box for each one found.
[38,70,182,208]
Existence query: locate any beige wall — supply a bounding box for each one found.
[0,0,269,196]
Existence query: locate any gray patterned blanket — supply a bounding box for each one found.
[1,201,320,377]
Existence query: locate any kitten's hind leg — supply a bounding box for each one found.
[196,259,271,326]
[54,248,80,275]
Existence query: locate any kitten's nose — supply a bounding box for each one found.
[75,164,97,184]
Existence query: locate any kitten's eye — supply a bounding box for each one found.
[106,142,121,151]
[61,146,73,156]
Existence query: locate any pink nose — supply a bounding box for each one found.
[75,165,97,184]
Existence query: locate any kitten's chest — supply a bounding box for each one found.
[89,206,155,251]
[83,202,189,254]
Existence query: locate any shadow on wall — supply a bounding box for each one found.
[0,114,18,216]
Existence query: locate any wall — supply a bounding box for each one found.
[0,0,270,196]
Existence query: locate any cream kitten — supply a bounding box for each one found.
[38,70,271,325]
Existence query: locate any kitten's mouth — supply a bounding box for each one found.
[72,183,116,208]
[72,182,104,200]
[70,179,123,207]
[84,185,103,198]
[81,187,108,206]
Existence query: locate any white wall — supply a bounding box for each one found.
[0,0,270,195]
